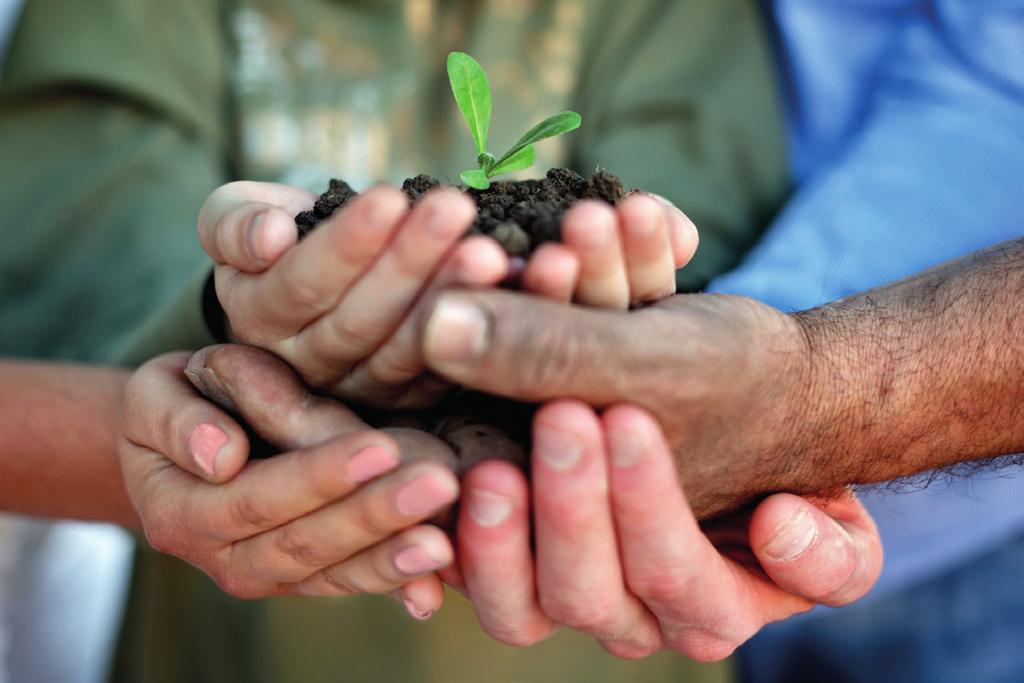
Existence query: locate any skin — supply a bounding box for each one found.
[447,401,881,660]
[418,238,1024,518]
[174,344,882,660]
[198,182,695,408]
[0,361,136,525]
[120,348,465,617]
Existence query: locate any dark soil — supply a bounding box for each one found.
[293,168,627,469]
[295,168,626,256]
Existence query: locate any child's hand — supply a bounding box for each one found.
[119,345,463,618]
[343,192,698,406]
[199,181,508,408]
[522,192,697,307]
[198,182,696,409]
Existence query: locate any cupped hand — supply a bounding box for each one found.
[420,289,819,519]
[198,182,696,408]
[118,346,462,617]
[447,401,882,660]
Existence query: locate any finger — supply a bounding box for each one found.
[193,431,403,542]
[334,234,507,406]
[186,345,366,451]
[294,189,476,382]
[198,181,314,270]
[229,460,458,586]
[395,574,447,620]
[521,242,580,303]
[457,459,556,647]
[222,186,409,340]
[123,352,251,483]
[750,490,883,607]
[616,194,676,304]
[531,401,662,658]
[640,193,699,270]
[561,200,630,308]
[121,429,404,580]
[291,524,453,600]
[603,405,810,662]
[422,290,648,405]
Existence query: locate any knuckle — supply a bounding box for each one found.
[628,567,696,606]
[227,493,273,530]
[484,623,551,648]
[325,310,384,357]
[213,571,264,600]
[347,504,393,543]
[540,593,617,634]
[142,523,179,555]
[512,318,582,395]
[317,568,358,597]
[666,633,740,663]
[273,524,325,568]
[600,639,660,660]
[281,268,324,310]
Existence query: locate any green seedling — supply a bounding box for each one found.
[447,51,581,190]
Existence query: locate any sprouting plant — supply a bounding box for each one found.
[447,51,581,190]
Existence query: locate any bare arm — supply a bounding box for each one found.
[0,361,137,525]
[793,238,1024,487]
[418,237,1024,517]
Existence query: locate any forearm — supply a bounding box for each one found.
[0,361,138,526]
[792,238,1024,488]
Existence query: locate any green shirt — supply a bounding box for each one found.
[0,1,786,681]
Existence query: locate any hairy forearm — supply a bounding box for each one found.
[792,238,1024,488]
[0,361,138,526]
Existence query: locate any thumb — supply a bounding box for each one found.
[420,289,637,405]
[749,491,883,607]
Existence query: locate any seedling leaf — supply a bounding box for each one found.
[448,52,492,156]
[494,111,581,167]
[460,169,491,190]
[477,152,497,173]
[489,145,536,176]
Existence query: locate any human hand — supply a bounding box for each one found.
[118,346,461,617]
[198,182,696,408]
[447,401,882,659]
[420,289,820,519]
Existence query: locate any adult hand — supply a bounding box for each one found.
[420,290,815,518]
[449,401,882,660]
[198,182,696,408]
[119,346,461,618]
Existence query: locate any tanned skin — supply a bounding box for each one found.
[419,238,1024,518]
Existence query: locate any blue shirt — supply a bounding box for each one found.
[710,0,1024,596]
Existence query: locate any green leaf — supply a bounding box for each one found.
[488,144,536,177]
[477,152,497,173]
[447,52,492,156]
[460,169,491,190]
[494,111,581,168]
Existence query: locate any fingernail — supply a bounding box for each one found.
[534,426,584,471]
[184,357,238,413]
[424,298,491,362]
[395,474,457,517]
[394,545,445,575]
[347,446,399,484]
[574,215,613,248]
[466,489,512,527]
[403,597,434,621]
[189,423,228,477]
[245,211,266,262]
[255,212,295,261]
[607,428,647,468]
[763,508,818,561]
[423,201,459,238]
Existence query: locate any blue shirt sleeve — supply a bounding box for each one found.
[709,1,1024,310]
